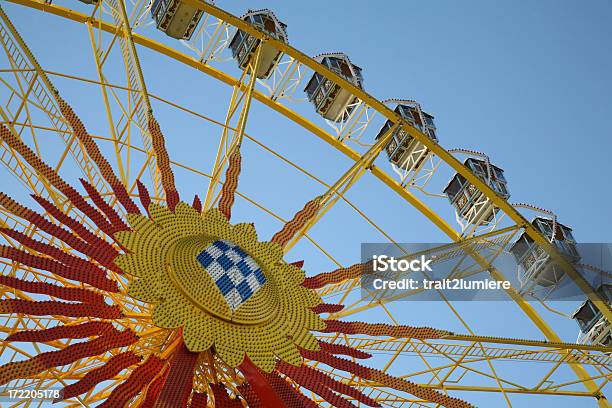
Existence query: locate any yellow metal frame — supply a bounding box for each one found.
[203,43,262,211]
[0,1,610,406]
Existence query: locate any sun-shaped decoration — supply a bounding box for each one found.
[115,201,324,371]
[0,92,474,408]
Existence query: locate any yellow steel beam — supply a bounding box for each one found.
[359,383,609,398]
[283,124,399,252]
[179,0,610,325]
[110,0,151,112]
[203,44,262,210]
[4,1,609,404]
[440,334,612,352]
[86,21,128,185]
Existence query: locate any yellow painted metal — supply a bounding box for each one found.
[283,124,399,252]
[441,334,612,352]
[179,0,611,328]
[113,0,151,115]
[95,0,162,196]
[86,21,128,185]
[203,44,262,210]
[1,1,610,405]
[0,4,110,203]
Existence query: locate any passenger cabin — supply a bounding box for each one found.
[151,0,208,40]
[305,53,363,122]
[229,9,288,79]
[375,102,437,172]
[443,157,509,226]
[573,284,611,347]
[510,217,580,287]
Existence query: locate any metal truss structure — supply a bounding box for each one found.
[0,0,610,406]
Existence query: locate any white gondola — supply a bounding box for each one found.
[229,9,288,79]
[573,284,611,347]
[443,157,509,226]
[304,53,363,122]
[376,101,437,173]
[151,0,209,40]
[510,217,580,287]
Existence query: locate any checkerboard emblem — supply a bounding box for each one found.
[196,240,266,312]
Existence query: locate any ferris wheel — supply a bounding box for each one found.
[0,0,610,407]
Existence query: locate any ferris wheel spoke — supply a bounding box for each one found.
[280,124,399,253]
[9,1,607,343]
[317,336,611,402]
[0,7,113,206]
[203,44,263,212]
[86,133,350,272]
[323,228,518,312]
[0,37,145,220]
[85,22,128,187]
[90,0,162,197]
[0,1,609,406]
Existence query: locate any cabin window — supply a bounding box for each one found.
[386,139,398,157]
[399,107,418,128]
[152,0,163,14]
[511,236,531,260]
[575,302,597,332]
[263,17,276,33]
[411,108,423,127]
[468,159,481,173]
[562,227,575,242]
[495,168,506,182]
[153,0,170,24]
[305,74,323,97]
[154,10,163,25]
[229,31,245,54]
[536,220,553,239]
[338,61,352,77]
[557,240,578,259]
[552,224,565,241]
[446,177,464,201]
[470,161,488,181]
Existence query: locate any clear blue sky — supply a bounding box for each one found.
[1,0,611,407]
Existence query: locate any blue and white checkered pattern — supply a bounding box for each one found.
[196,240,266,312]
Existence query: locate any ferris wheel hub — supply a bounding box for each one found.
[115,201,325,372]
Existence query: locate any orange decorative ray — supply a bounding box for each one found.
[0,93,478,408]
[0,299,122,319]
[219,150,242,220]
[147,116,179,210]
[300,348,473,408]
[58,98,140,215]
[271,197,321,247]
[321,320,450,339]
[0,275,104,304]
[99,356,165,408]
[153,341,198,407]
[58,352,142,401]
[0,328,138,385]
[6,322,115,342]
[302,261,371,289]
